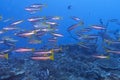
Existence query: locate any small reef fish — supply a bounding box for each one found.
[3,18,13,22]
[52,33,64,37]
[28,17,45,22]
[29,39,41,44]
[11,20,23,26]
[13,48,35,53]
[106,50,120,54]
[71,16,81,22]
[44,21,58,26]
[14,30,37,38]
[0,30,5,34]
[104,39,120,45]
[67,22,84,31]
[34,49,54,55]
[93,55,110,59]
[30,4,47,8]
[91,25,106,30]
[32,53,54,60]
[3,27,19,31]
[45,16,62,20]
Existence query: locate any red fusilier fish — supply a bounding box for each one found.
[13,48,35,53]
[34,49,53,55]
[32,53,54,60]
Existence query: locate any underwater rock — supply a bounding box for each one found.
[95,58,120,70]
[0,70,25,80]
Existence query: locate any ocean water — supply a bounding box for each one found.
[0,0,120,80]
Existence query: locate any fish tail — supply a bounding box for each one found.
[107,41,111,45]
[50,49,54,54]
[32,48,35,52]
[33,30,37,34]
[104,39,111,45]
[49,53,54,60]
[105,49,110,53]
[44,4,47,7]
[60,47,62,51]
[106,55,110,59]
[4,54,8,59]
[39,8,42,11]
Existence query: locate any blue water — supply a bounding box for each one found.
[0,0,120,43]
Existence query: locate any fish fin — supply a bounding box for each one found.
[43,16,46,20]
[33,30,37,34]
[104,39,111,45]
[43,4,47,7]
[32,48,35,52]
[49,53,54,60]
[4,54,8,59]
[59,16,63,20]
[106,55,110,59]
[50,49,54,54]
[39,8,42,11]
[60,47,62,51]
[105,49,110,53]
[38,40,42,43]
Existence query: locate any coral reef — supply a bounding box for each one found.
[0,44,120,80]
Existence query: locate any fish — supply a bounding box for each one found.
[79,35,99,40]
[28,17,45,22]
[3,27,19,31]
[52,33,64,37]
[91,25,106,30]
[44,21,58,26]
[45,16,62,20]
[3,18,13,22]
[30,4,47,8]
[0,40,4,44]
[13,48,35,53]
[108,19,118,22]
[11,20,23,26]
[53,47,62,52]
[33,49,54,55]
[14,30,37,38]
[29,39,41,44]
[67,5,72,10]
[32,53,54,60]
[0,54,8,59]
[0,30,5,34]
[106,49,120,54]
[93,55,110,59]
[78,42,90,49]
[2,37,18,42]
[25,4,46,14]
[33,22,50,29]
[104,39,120,45]
[71,16,81,22]
[1,49,13,53]
[48,37,57,42]
[67,22,84,31]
